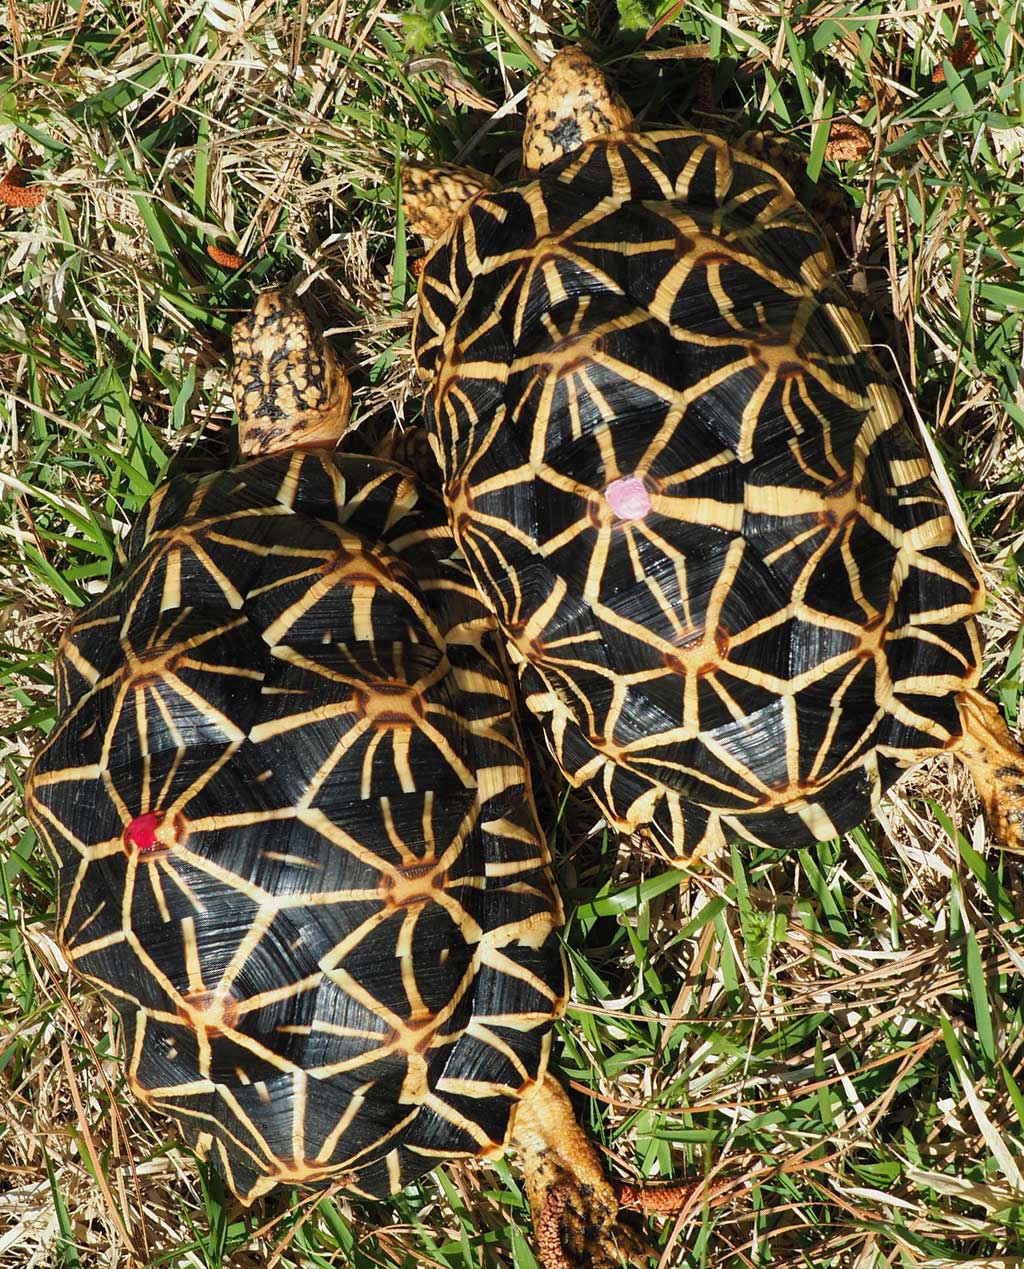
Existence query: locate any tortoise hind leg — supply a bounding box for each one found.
[955,688,1024,848]
[509,1075,650,1268]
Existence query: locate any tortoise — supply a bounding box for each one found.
[25,292,651,1267]
[403,46,1024,860]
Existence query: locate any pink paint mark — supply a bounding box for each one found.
[124,812,166,854]
[604,476,651,521]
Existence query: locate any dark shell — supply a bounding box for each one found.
[413,130,983,855]
[27,450,564,1200]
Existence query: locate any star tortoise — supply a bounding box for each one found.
[404,45,1024,860]
[25,293,649,1268]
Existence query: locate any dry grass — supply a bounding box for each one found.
[3,0,1024,1265]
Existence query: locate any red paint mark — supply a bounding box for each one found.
[123,811,179,855]
[604,475,651,520]
[124,812,162,851]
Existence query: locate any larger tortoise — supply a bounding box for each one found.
[404,47,1024,858]
[25,293,649,1268]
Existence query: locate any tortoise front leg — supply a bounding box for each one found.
[955,688,1024,848]
[401,162,499,242]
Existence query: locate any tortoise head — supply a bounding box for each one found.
[232,290,352,457]
[521,45,635,175]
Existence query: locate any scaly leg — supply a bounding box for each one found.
[509,1075,650,1269]
[401,162,499,242]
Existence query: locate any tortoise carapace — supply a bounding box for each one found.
[404,46,1024,860]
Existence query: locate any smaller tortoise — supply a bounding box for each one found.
[404,47,1024,859]
[26,292,651,1268]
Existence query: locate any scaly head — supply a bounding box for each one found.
[521,45,634,175]
[232,290,351,457]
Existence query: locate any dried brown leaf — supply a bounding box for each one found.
[824,121,873,161]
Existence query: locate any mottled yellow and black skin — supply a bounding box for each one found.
[406,47,1024,860]
[521,46,635,175]
[232,291,352,455]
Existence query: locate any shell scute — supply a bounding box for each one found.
[464,189,538,260]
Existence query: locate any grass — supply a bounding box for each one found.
[3,0,1024,1265]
